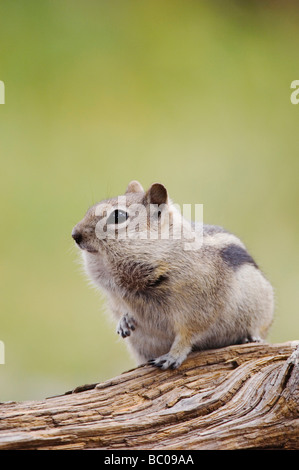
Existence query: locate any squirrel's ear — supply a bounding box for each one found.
[144,183,168,206]
[125,180,144,194]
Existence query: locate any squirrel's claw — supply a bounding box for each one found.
[117,313,136,338]
[148,353,184,370]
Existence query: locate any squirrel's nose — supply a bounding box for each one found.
[72,228,83,245]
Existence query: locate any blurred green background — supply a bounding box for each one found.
[1,1,299,401]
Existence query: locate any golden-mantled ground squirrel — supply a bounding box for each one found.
[72,181,274,369]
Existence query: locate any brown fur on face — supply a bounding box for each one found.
[72,181,274,370]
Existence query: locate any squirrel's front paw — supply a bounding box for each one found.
[148,352,185,370]
[117,313,136,338]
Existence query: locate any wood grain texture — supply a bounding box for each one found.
[0,341,298,450]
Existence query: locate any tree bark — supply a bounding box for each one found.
[0,341,298,450]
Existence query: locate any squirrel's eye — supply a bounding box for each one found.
[107,209,129,225]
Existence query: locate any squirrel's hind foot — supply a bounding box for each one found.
[148,352,186,370]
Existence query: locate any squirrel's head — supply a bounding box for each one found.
[72,181,179,255]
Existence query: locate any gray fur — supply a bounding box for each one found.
[220,244,258,270]
[72,181,274,370]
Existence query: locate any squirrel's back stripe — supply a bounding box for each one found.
[220,244,258,270]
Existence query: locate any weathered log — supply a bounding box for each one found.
[0,341,298,450]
